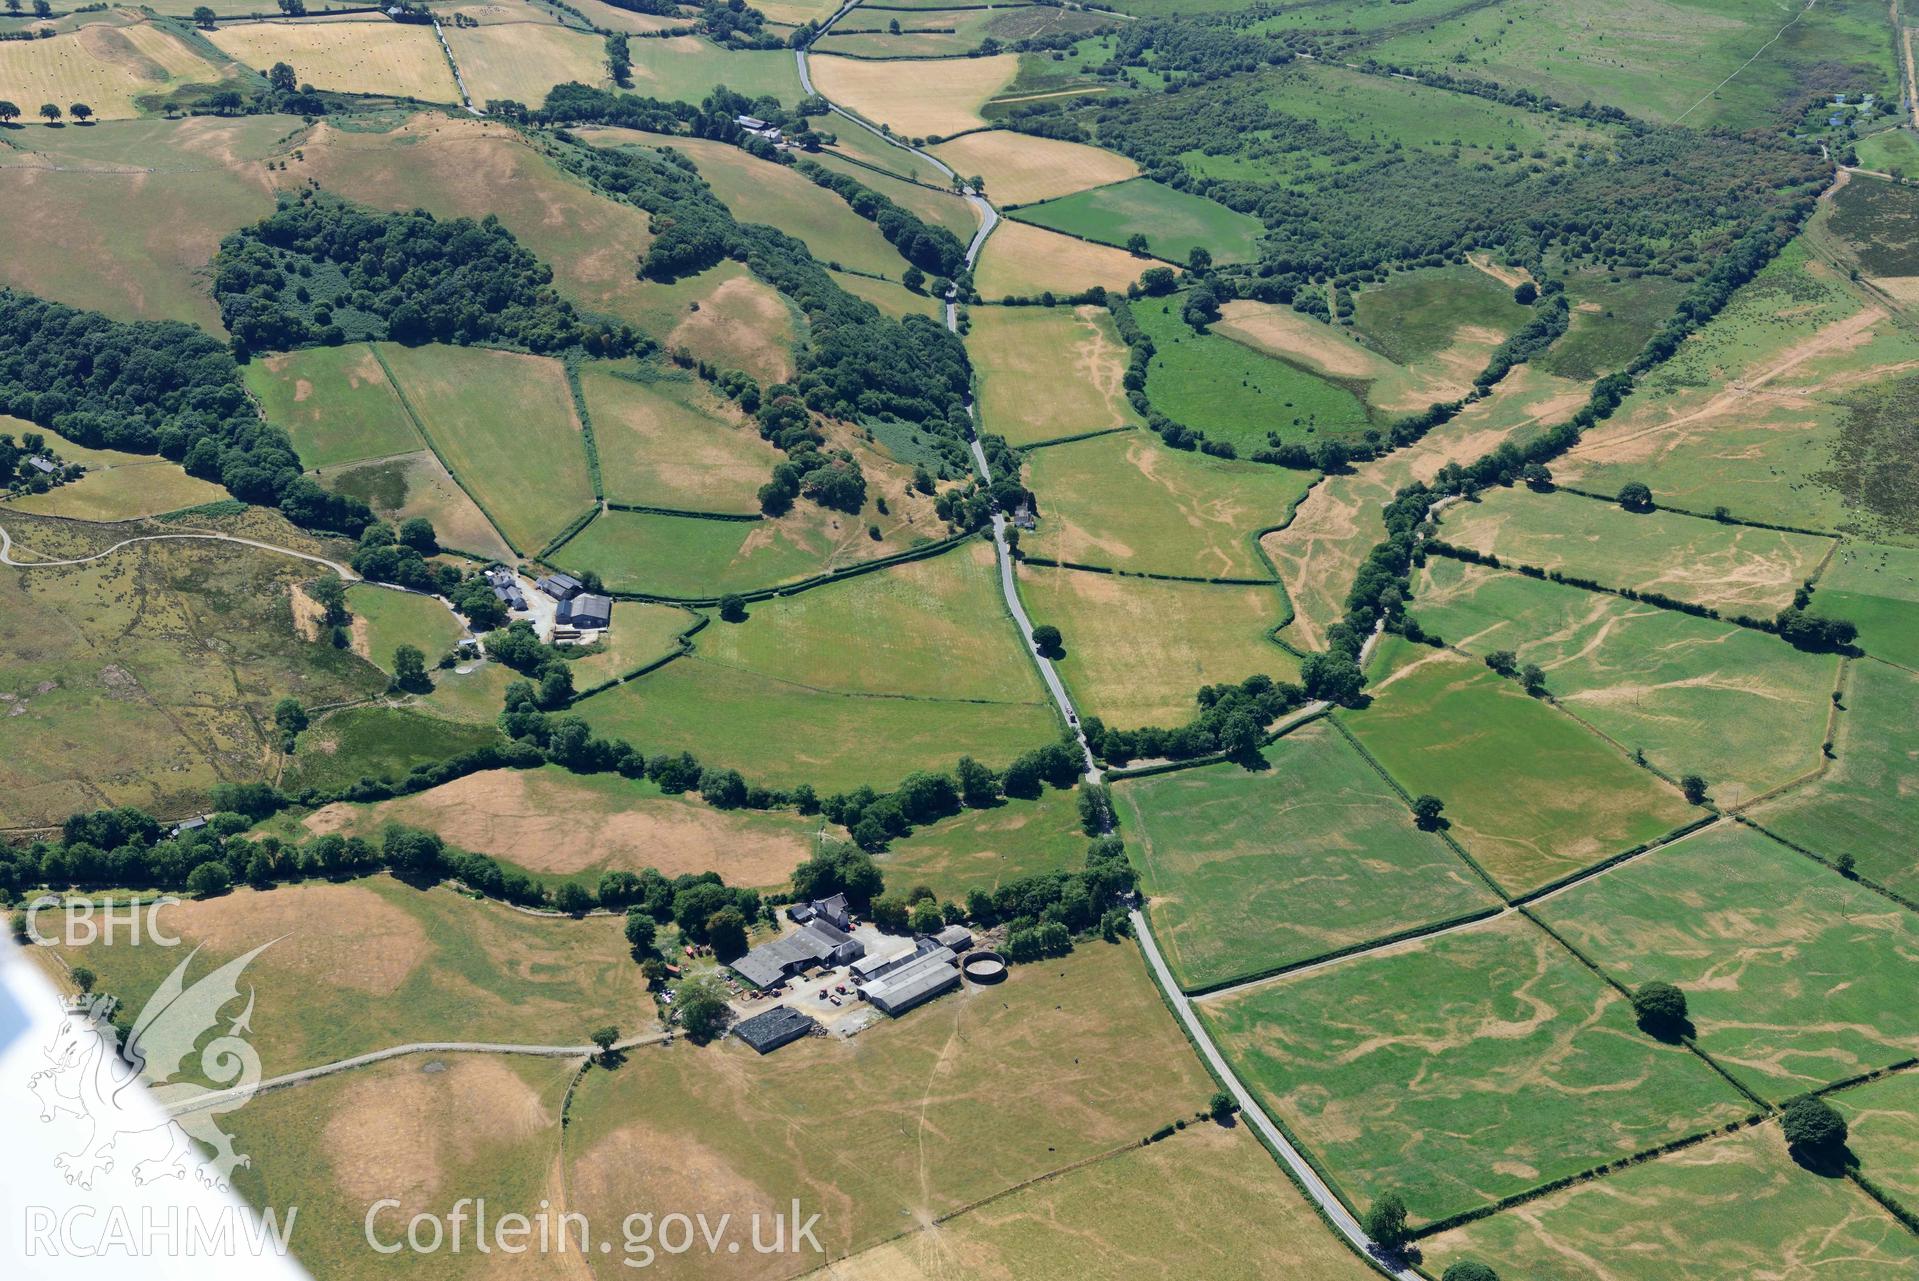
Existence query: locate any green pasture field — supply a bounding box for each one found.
[1017,564,1293,728]
[1750,657,1919,900]
[1243,0,1492,35]
[809,150,980,241]
[227,1051,575,1281]
[1810,540,1919,668]
[818,114,951,186]
[1413,559,1838,805]
[1535,822,1919,1102]
[345,584,465,674]
[874,783,1088,902]
[38,877,650,1075]
[575,653,1059,793]
[373,343,593,555]
[624,35,804,105]
[0,117,283,332]
[1424,1122,1919,1281]
[1257,59,1612,162]
[650,135,912,278]
[1368,0,1898,133]
[1437,486,1835,617]
[1021,430,1311,579]
[1117,720,1499,989]
[1831,1070,1919,1212]
[828,268,942,319]
[834,1122,1381,1281]
[1828,171,1919,277]
[1133,294,1373,451]
[1345,637,1697,894]
[561,600,696,687]
[1349,264,1532,366]
[245,345,421,471]
[560,940,1216,1276]
[1535,270,1692,382]
[2,463,227,522]
[1015,177,1266,265]
[1554,239,1919,540]
[814,9,1000,58]
[692,541,1043,702]
[284,762,820,889]
[969,304,1142,445]
[579,363,777,513]
[413,657,515,726]
[282,705,504,795]
[0,530,383,830]
[555,496,942,598]
[314,449,514,562]
[1853,127,1919,180]
[1200,911,1753,1226]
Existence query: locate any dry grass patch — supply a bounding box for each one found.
[0,18,231,121]
[931,129,1138,206]
[664,272,796,382]
[313,448,513,562]
[583,365,778,512]
[973,219,1156,300]
[808,51,1018,138]
[970,304,1140,445]
[302,765,817,886]
[444,20,609,104]
[1018,565,1292,727]
[209,18,458,101]
[4,462,225,521]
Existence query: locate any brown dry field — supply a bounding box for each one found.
[1214,299,1503,413]
[664,273,797,383]
[807,52,1019,138]
[302,766,817,885]
[443,19,608,106]
[930,130,1139,206]
[312,448,513,562]
[1269,366,1586,648]
[283,116,659,337]
[971,304,1139,444]
[973,220,1159,300]
[209,19,459,101]
[0,18,230,120]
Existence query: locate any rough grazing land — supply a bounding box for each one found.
[970,305,1141,446]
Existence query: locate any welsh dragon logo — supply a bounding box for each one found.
[28,943,273,1193]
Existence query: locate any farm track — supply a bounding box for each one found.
[798,18,1417,1275]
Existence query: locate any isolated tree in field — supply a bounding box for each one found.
[1618,480,1654,512]
[1125,232,1149,256]
[32,0,49,14]
[887,16,899,32]
[1361,1192,1410,1251]
[1411,794,1445,830]
[192,4,215,25]
[0,101,19,124]
[673,974,732,1042]
[273,698,307,738]
[39,103,60,124]
[1781,1096,1847,1158]
[1443,1263,1499,1281]
[1519,663,1548,696]
[1208,1090,1235,1123]
[69,103,92,124]
[391,644,431,694]
[1031,623,1064,658]
[968,174,984,195]
[71,967,97,996]
[1484,649,1517,677]
[1835,852,1858,878]
[1512,281,1537,305]
[589,1025,619,1059]
[267,62,299,96]
[1680,773,1708,804]
[718,593,747,623]
[1631,980,1688,1038]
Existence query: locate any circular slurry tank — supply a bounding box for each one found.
[962,950,1007,984]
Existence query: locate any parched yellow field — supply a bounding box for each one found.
[807,51,1018,139]
[974,219,1159,300]
[209,18,459,101]
[933,129,1139,206]
[1214,298,1498,414]
[3,462,226,521]
[0,19,230,120]
[443,19,608,105]
[580,364,779,512]
[1018,564,1294,727]
[971,304,1140,444]
[566,0,690,33]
